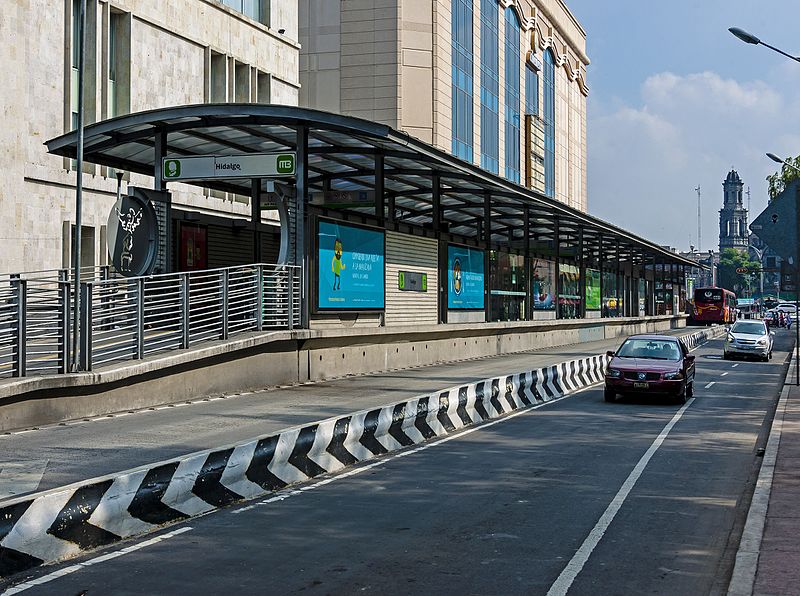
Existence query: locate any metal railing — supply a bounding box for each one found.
[0,263,301,377]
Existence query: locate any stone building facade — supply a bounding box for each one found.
[299,0,589,212]
[0,0,299,273]
[719,169,749,252]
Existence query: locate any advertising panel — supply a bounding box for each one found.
[532,259,556,309]
[585,269,601,310]
[317,220,385,310]
[448,245,485,309]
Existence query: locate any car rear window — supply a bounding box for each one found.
[617,339,682,361]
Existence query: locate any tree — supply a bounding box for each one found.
[767,154,800,200]
[717,248,760,295]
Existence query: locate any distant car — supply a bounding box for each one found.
[724,320,774,361]
[604,335,696,404]
[776,302,799,315]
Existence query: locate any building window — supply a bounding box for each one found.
[451,0,473,161]
[107,11,130,119]
[221,0,269,26]
[525,64,538,116]
[480,0,499,174]
[210,51,228,102]
[543,49,556,197]
[504,8,520,183]
[70,0,81,132]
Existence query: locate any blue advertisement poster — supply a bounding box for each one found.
[448,245,485,309]
[532,259,556,310]
[317,220,385,310]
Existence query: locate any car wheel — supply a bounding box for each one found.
[686,382,694,398]
[604,388,616,402]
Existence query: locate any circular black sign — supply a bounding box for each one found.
[107,191,158,277]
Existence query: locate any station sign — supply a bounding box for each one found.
[162,153,296,181]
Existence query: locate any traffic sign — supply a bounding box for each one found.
[735,267,749,274]
[162,152,296,181]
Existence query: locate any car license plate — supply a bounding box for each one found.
[634,382,649,389]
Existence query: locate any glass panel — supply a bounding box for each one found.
[525,65,538,116]
[559,264,581,319]
[480,0,499,173]
[451,0,473,161]
[602,271,622,317]
[585,268,600,310]
[543,49,555,197]
[504,8,520,182]
[531,258,556,310]
[490,251,526,321]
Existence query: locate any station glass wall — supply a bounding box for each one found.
[489,251,526,321]
[532,258,556,310]
[559,264,581,319]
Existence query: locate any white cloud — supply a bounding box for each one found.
[587,70,800,251]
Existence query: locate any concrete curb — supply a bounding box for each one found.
[726,351,793,596]
[0,327,721,579]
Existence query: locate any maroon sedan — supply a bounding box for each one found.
[604,335,696,404]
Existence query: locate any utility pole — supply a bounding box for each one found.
[746,186,751,214]
[695,186,701,251]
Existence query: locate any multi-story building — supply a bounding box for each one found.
[0,0,299,273]
[299,0,589,211]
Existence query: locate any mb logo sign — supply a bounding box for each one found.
[162,152,296,180]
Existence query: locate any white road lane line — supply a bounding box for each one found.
[705,382,716,389]
[721,372,729,376]
[1,527,193,595]
[546,400,694,596]
[732,363,739,368]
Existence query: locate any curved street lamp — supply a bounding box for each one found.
[729,27,800,63]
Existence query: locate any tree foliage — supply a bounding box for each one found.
[717,248,761,295]
[767,155,800,200]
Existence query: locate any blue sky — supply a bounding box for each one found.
[565,0,800,251]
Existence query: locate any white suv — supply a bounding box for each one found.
[776,302,798,314]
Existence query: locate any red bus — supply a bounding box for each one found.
[690,287,737,325]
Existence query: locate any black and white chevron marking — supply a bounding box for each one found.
[0,334,705,578]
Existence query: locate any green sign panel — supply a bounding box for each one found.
[585,269,601,310]
[162,152,296,180]
[398,270,427,292]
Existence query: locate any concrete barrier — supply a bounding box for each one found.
[0,325,721,579]
[0,315,687,432]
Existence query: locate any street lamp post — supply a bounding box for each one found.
[767,152,800,385]
[731,25,800,384]
[70,0,88,372]
[729,28,800,64]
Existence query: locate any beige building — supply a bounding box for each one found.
[0,0,299,273]
[299,0,589,211]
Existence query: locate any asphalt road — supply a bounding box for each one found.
[3,330,791,596]
[1,328,694,498]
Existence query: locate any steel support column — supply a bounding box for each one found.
[375,154,385,226]
[578,227,585,318]
[251,178,262,263]
[524,206,531,320]
[484,191,491,322]
[296,126,309,328]
[554,219,561,319]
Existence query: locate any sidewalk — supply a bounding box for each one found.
[753,357,800,594]
[730,352,800,595]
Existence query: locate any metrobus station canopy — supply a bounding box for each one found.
[46,104,698,320]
